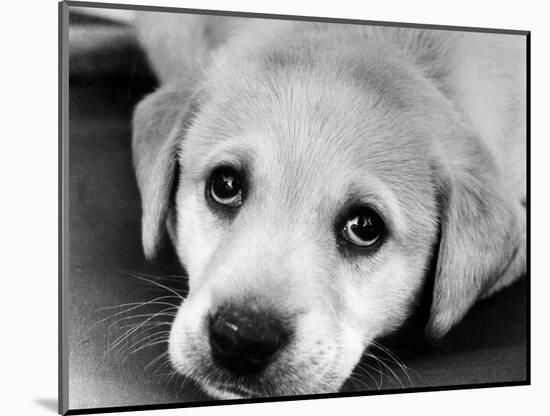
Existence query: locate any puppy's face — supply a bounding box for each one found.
[133,36,523,398]
[167,62,440,398]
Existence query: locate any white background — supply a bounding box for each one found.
[1,0,547,415]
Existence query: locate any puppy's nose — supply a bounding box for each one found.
[208,305,289,375]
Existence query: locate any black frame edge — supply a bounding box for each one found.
[525,31,531,386]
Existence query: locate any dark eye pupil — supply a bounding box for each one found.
[213,172,240,198]
[350,213,382,241]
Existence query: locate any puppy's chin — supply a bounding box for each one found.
[168,333,357,399]
[199,383,254,400]
[184,368,347,400]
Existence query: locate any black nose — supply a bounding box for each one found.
[208,305,289,375]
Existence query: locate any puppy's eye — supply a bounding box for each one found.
[342,209,384,247]
[208,167,243,207]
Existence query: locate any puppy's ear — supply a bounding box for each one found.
[426,139,525,339]
[132,84,194,259]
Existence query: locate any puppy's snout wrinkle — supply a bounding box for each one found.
[208,304,290,375]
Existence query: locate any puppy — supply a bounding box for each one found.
[131,14,526,399]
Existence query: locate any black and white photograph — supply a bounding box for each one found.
[59,1,530,414]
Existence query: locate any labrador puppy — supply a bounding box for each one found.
[131,14,526,399]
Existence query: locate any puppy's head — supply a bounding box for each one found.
[132,37,523,398]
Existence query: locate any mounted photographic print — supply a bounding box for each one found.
[59,1,529,414]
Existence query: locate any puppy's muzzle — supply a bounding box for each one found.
[208,303,291,375]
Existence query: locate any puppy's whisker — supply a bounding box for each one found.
[364,352,406,388]
[119,321,173,330]
[113,331,170,361]
[147,351,172,374]
[126,271,186,281]
[118,270,186,300]
[103,307,176,358]
[157,274,188,282]
[346,372,368,391]
[113,331,167,360]
[121,330,171,355]
[182,373,200,398]
[350,362,383,390]
[127,337,169,357]
[348,372,378,391]
[110,323,174,358]
[151,361,172,376]
[369,341,407,367]
[354,359,388,388]
[370,353,414,385]
[152,362,174,377]
[96,296,182,312]
[106,311,177,330]
[159,368,182,400]
[369,341,414,385]
[90,299,178,334]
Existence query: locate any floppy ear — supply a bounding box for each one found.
[426,141,526,339]
[132,84,194,259]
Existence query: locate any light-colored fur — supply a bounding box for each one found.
[132,13,526,398]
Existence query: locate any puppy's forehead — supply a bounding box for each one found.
[183,65,436,206]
